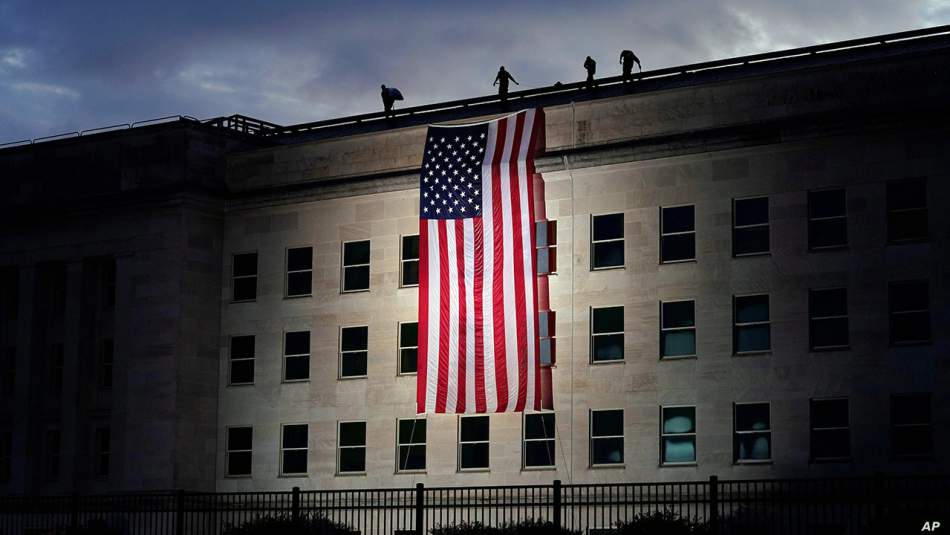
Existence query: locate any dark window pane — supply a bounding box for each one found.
[460,443,489,469]
[285,356,310,381]
[525,440,555,467]
[400,323,418,347]
[228,427,253,450]
[592,334,624,361]
[460,416,489,442]
[662,301,694,328]
[889,281,929,312]
[662,437,696,463]
[892,395,931,425]
[809,219,848,249]
[339,447,366,472]
[893,427,933,457]
[525,414,555,440]
[662,206,694,234]
[808,189,846,219]
[283,425,308,449]
[341,353,367,377]
[888,211,929,242]
[593,214,624,241]
[662,331,695,357]
[735,295,769,323]
[402,261,419,286]
[285,331,310,355]
[661,234,695,262]
[592,306,623,333]
[233,253,257,277]
[810,318,849,349]
[811,399,848,428]
[233,278,257,301]
[812,429,850,459]
[736,404,770,431]
[399,445,426,470]
[282,450,307,474]
[592,242,624,268]
[736,324,770,352]
[228,451,252,476]
[287,247,312,271]
[230,360,255,384]
[735,433,771,460]
[287,272,312,296]
[342,327,368,351]
[344,265,370,291]
[592,437,624,464]
[810,289,847,318]
[399,420,426,443]
[400,349,418,374]
[344,241,370,265]
[663,407,695,434]
[887,178,926,211]
[402,236,420,260]
[890,312,931,344]
[734,227,770,255]
[231,336,255,359]
[339,422,366,447]
[592,410,623,436]
[735,198,769,226]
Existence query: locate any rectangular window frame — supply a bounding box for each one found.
[522,412,556,470]
[280,423,309,477]
[398,322,418,376]
[888,280,931,346]
[660,300,696,360]
[589,408,625,467]
[228,335,255,386]
[733,402,772,464]
[808,189,848,250]
[660,405,697,466]
[400,235,420,288]
[0,430,11,483]
[809,288,849,352]
[337,420,367,475]
[396,417,427,473]
[226,426,253,478]
[282,331,311,383]
[457,415,490,472]
[659,205,696,264]
[97,339,114,389]
[231,252,258,303]
[891,393,933,459]
[733,294,771,355]
[93,426,110,480]
[886,178,928,244]
[45,428,61,481]
[341,239,371,293]
[339,325,369,380]
[810,397,850,463]
[590,305,624,364]
[590,213,625,271]
[285,246,313,298]
[732,196,771,257]
[1,346,15,402]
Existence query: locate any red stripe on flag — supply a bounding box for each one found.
[435,220,450,413]
[490,118,509,412]
[526,110,544,410]
[507,113,529,412]
[416,222,429,414]
[472,218,486,413]
[455,220,467,413]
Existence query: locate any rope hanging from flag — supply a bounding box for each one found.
[417,108,546,414]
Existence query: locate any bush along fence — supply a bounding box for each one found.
[0,474,947,534]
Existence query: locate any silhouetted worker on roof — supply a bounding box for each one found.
[493,66,518,104]
[619,49,642,83]
[381,85,404,117]
[584,56,597,88]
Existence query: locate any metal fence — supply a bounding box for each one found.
[1,475,947,534]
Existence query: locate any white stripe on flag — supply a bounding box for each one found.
[500,117,519,411]
[519,109,537,409]
[463,218,476,413]
[481,121,498,413]
[445,220,460,412]
[425,219,441,413]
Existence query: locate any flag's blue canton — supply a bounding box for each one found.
[420,123,488,220]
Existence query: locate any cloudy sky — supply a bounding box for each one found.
[1,0,948,142]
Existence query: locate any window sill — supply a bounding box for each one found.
[521,466,556,472]
[809,457,851,464]
[458,468,490,473]
[227,382,255,387]
[733,252,771,258]
[733,351,771,357]
[590,265,625,271]
[341,289,371,294]
[589,359,625,366]
[224,474,253,479]
[395,470,426,475]
[284,294,312,300]
[278,473,309,478]
[397,372,418,377]
[891,455,936,462]
[660,462,697,468]
[734,460,772,465]
[810,346,850,353]
[659,259,696,265]
[589,463,625,470]
[336,471,367,477]
[886,238,929,246]
[231,299,257,304]
[399,284,420,289]
[282,379,310,384]
[889,340,932,347]
[808,245,848,252]
[660,355,697,361]
[338,375,368,381]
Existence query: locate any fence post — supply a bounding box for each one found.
[552,479,562,529]
[175,489,185,535]
[709,475,719,535]
[292,486,301,523]
[415,483,425,535]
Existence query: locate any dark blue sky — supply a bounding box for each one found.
[1,0,947,142]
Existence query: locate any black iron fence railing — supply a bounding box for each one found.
[0,474,947,534]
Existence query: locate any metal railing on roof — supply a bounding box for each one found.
[0,115,201,149]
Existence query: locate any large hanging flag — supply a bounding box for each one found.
[417,109,545,414]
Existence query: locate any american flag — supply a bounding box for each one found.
[417,109,545,414]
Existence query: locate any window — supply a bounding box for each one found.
[590,306,623,363]
[538,310,556,366]
[0,431,10,482]
[340,326,368,379]
[810,398,849,461]
[660,206,695,263]
[338,421,366,474]
[0,266,17,321]
[283,331,310,381]
[101,258,116,308]
[536,220,557,275]
[98,339,113,389]
[286,247,313,297]
[590,409,624,466]
[887,178,928,243]
[397,418,426,472]
[733,197,770,256]
[591,213,624,269]
[49,343,64,395]
[45,429,60,481]
[891,394,932,458]
[733,295,770,354]
[1,346,14,401]
[400,236,420,287]
[342,240,370,292]
[660,301,695,358]
[809,288,849,351]
[808,189,847,249]
[889,281,930,345]
[94,427,110,479]
[229,335,255,385]
[661,406,696,465]
[458,416,489,471]
[734,403,771,463]
[523,413,555,468]
[226,426,253,477]
[280,424,308,475]
[232,253,257,302]
[398,322,418,375]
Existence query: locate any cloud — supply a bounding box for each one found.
[6,81,80,99]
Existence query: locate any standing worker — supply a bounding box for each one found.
[493,66,519,104]
[619,49,642,84]
[584,56,597,88]
[380,85,404,117]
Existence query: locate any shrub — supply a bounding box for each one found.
[430,518,580,535]
[614,510,711,535]
[222,513,354,535]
